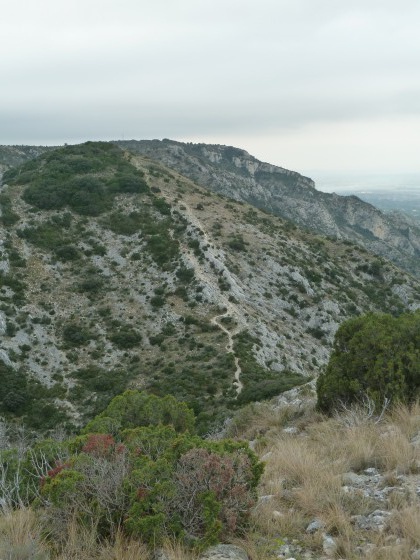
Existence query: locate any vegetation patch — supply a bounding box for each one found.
[0,391,261,551]
[62,322,93,347]
[0,193,19,225]
[234,330,306,404]
[317,310,420,413]
[5,142,148,216]
[108,325,142,349]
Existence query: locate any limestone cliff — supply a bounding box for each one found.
[117,139,420,278]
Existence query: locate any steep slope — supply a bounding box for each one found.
[117,139,420,278]
[0,142,419,434]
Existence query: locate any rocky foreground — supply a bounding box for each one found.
[227,383,420,560]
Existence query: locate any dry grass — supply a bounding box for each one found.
[389,505,420,548]
[0,508,49,560]
[223,401,307,443]
[388,401,420,439]
[52,516,101,560]
[367,543,412,560]
[98,533,151,560]
[253,498,308,540]
[378,426,419,473]
[250,399,420,559]
[158,539,199,560]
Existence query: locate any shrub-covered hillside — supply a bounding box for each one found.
[0,142,419,434]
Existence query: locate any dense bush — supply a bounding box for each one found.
[18,222,68,250]
[0,194,19,225]
[54,244,80,262]
[176,265,195,283]
[106,211,143,235]
[0,391,263,549]
[62,323,92,347]
[83,390,195,435]
[317,311,420,413]
[108,325,142,348]
[237,375,308,405]
[0,362,29,414]
[0,362,70,429]
[0,272,26,305]
[10,142,149,216]
[228,234,247,252]
[234,330,305,402]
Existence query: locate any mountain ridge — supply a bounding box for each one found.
[2,138,419,279]
[115,139,420,278]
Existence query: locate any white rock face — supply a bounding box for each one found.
[0,311,6,335]
[123,139,420,279]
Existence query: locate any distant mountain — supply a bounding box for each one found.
[0,142,419,434]
[116,139,420,278]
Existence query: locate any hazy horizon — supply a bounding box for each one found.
[306,171,420,193]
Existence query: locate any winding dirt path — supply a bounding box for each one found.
[174,203,244,395]
[210,307,243,395]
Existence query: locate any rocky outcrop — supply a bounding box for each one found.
[155,545,249,560]
[0,145,52,172]
[200,545,249,560]
[117,139,420,277]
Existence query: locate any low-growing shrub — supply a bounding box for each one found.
[62,323,92,347]
[108,326,142,349]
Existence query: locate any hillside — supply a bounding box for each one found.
[0,141,419,435]
[117,139,420,278]
[0,144,52,174]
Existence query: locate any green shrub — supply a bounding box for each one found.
[15,142,148,216]
[108,171,149,194]
[150,295,165,308]
[0,272,26,305]
[30,391,262,547]
[176,266,195,283]
[72,366,128,393]
[109,326,142,348]
[106,211,143,235]
[83,390,196,434]
[152,197,171,215]
[316,311,420,414]
[0,194,19,225]
[228,235,247,252]
[18,222,67,250]
[54,244,80,262]
[62,323,92,347]
[77,271,104,297]
[237,375,307,405]
[0,364,29,414]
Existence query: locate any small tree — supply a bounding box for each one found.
[317,311,420,414]
[83,390,195,435]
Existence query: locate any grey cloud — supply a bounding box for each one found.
[1,0,420,173]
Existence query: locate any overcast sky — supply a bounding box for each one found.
[1,0,420,174]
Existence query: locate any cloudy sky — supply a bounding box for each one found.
[1,0,420,174]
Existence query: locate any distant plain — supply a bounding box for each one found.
[309,172,420,220]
